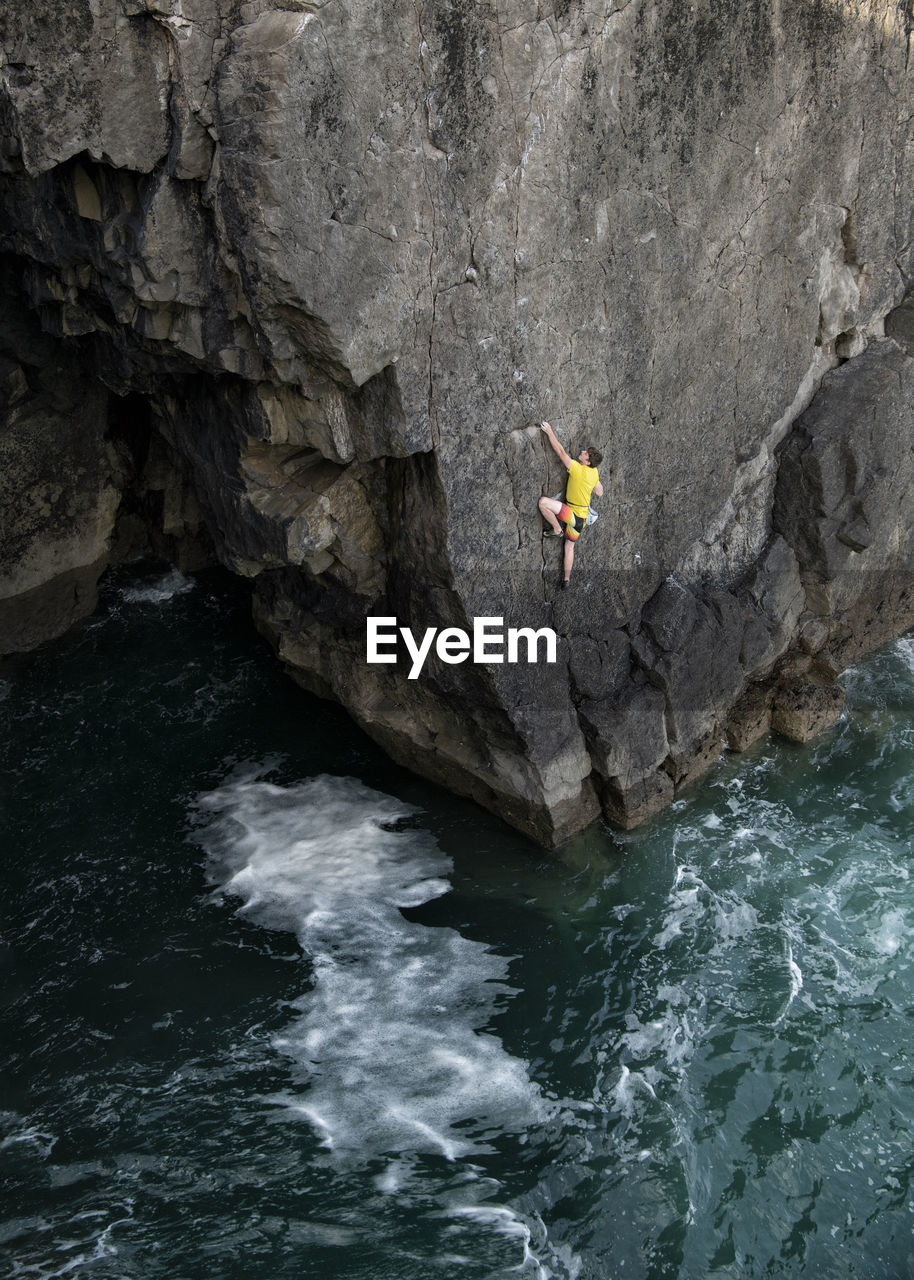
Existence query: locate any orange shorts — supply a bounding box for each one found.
[558,504,586,541]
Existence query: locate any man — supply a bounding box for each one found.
[537,421,604,588]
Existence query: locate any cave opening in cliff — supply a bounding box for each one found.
[104,384,215,577]
[108,389,152,474]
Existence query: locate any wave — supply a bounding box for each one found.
[118,569,194,604]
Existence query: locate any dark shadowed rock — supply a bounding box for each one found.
[773,339,914,664]
[725,683,773,754]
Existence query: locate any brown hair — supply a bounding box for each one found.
[584,446,603,468]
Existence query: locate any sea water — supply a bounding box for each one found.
[3,562,914,1278]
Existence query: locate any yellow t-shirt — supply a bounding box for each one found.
[565,460,600,519]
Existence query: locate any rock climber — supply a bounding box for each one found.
[537,421,604,589]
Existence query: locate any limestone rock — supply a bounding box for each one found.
[1,5,171,175]
[885,296,914,353]
[633,579,745,765]
[579,683,669,788]
[773,339,914,661]
[603,768,674,832]
[725,684,773,754]
[771,677,845,744]
[1,0,913,841]
[0,289,121,651]
[737,537,805,679]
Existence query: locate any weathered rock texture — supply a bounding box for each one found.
[1,0,913,842]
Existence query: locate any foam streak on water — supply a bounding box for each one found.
[118,568,194,604]
[196,772,564,1272]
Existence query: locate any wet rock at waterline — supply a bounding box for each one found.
[1,0,913,842]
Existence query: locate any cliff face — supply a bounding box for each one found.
[2,0,913,843]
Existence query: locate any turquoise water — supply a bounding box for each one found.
[3,562,914,1278]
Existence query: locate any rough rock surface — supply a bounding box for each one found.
[0,270,112,650]
[1,0,913,842]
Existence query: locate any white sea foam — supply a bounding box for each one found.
[787,949,803,1000]
[611,1064,658,1119]
[119,568,194,603]
[445,1203,580,1279]
[873,908,907,957]
[607,859,765,1160]
[773,939,804,1025]
[7,1204,132,1279]
[894,635,914,675]
[197,774,553,1164]
[652,865,758,951]
[0,1119,56,1158]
